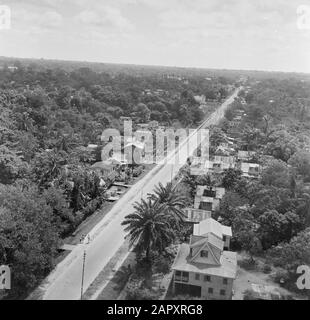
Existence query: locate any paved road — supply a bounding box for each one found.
[40,87,241,300]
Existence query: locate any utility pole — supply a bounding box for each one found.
[80,249,86,300]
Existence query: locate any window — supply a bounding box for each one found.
[203,188,216,197]
[199,202,212,211]
[175,271,189,282]
[223,235,226,242]
[200,250,208,258]
[204,275,211,282]
[220,289,226,296]
[208,288,213,294]
[182,272,189,282]
[223,278,228,285]
[195,273,200,280]
[175,271,181,281]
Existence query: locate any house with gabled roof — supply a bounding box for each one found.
[193,218,232,250]
[171,221,237,300]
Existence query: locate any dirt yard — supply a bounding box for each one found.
[233,252,296,300]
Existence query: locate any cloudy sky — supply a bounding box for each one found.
[1,0,310,72]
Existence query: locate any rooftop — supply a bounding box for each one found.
[241,162,260,173]
[196,186,225,199]
[172,243,237,279]
[193,218,232,238]
[183,208,212,223]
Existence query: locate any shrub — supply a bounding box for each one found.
[243,289,256,300]
[239,258,258,270]
[263,264,272,274]
[126,284,157,300]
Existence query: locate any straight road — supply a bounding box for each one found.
[40,87,241,300]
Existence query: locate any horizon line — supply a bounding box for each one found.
[0,55,309,76]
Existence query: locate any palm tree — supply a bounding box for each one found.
[122,199,175,261]
[149,182,187,225]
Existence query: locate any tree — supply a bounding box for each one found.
[122,199,175,261]
[218,191,248,224]
[42,186,77,236]
[231,209,262,260]
[0,146,25,184]
[210,127,227,149]
[265,130,298,162]
[224,108,234,121]
[222,168,244,190]
[0,184,60,298]
[31,150,68,187]
[288,151,310,182]
[149,182,187,226]
[261,159,290,188]
[267,228,310,270]
[132,103,150,122]
[245,105,264,126]
[258,209,302,249]
[240,125,264,151]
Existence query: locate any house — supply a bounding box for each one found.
[171,233,237,299]
[194,186,225,212]
[193,218,232,250]
[237,150,256,161]
[240,162,260,178]
[212,155,235,164]
[183,208,212,223]
[90,158,120,183]
[208,156,236,173]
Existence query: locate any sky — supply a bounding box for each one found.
[0,0,310,73]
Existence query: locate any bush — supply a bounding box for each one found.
[263,264,272,274]
[126,282,157,300]
[239,258,258,270]
[243,289,256,300]
[82,197,104,217]
[133,166,143,177]
[273,268,290,285]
